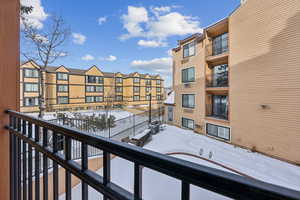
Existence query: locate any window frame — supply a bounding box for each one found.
[183,41,196,58]
[24,83,39,92]
[182,94,195,109]
[182,67,195,83]
[57,72,68,81]
[57,96,69,104]
[182,117,194,129]
[206,123,230,141]
[115,86,123,93]
[23,97,39,107]
[116,77,123,83]
[133,86,140,93]
[24,68,39,78]
[57,84,68,92]
[133,95,140,101]
[115,95,123,101]
[133,77,140,83]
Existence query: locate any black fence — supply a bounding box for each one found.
[6,110,300,200]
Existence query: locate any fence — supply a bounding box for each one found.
[48,107,165,160]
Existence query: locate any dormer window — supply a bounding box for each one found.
[57,72,68,80]
[86,76,103,84]
[24,68,39,78]
[116,77,123,83]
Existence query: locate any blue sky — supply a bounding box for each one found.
[21,0,240,87]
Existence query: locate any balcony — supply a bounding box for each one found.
[206,95,229,121]
[206,72,229,92]
[4,110,300,200]
[206,33,229,63]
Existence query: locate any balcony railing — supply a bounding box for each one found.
[206,73,229,88]
[6,110,300,200]
[206,104,229,120]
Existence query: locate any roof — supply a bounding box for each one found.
[164,91,175,105]
[22,60,161,79]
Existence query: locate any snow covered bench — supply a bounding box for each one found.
[122,129,152,147]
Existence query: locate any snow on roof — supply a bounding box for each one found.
[164,91,175,105]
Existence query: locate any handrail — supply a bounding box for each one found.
[6,110,300,200]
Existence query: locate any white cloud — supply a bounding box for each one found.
[138,40,167,48]
[120,6,148,40]
[82,54,94,61]
[72,33,86,45]
[98,17,107,25]
[120,6,202,41]
[131,57,172,75]
[100,55,117,62]
[166,49,173,56]
[21,0,48,29]
[131,57,172,86]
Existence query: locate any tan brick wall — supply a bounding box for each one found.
[229,0,300,164]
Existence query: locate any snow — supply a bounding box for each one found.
[27,109,133,121]
[60,125,300,199]
[164,91,174,105]
[131,129,151,140]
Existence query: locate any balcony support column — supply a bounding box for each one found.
[0,0,20,199]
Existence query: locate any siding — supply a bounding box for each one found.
[229,0,300,164]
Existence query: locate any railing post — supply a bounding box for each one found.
[134,163,143,199]
[103,151,111,200]
[181,181,190,200]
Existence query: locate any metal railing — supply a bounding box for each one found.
[206,73,229,88]
[206,104,229,120]
[6,110,300,200]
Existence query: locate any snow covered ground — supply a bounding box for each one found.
[28,109,133,121]
[60,125,300,200]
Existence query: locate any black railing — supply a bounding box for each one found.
[206,72,229,88]
[6,110,300,200]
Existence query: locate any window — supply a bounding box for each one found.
[86,86,103,92]
[146,79,151,85]
[212,32,228,55]
[86,96,94,103]
[116,77,123,83]
[168,106,173,122]
[24,69,38,78]
[86,76,103,84]
[57,73,68,80]
[206,123,230,140]
[24,83,38,92]
[183,41,195,58]
[157,95,162,100]
[182,67,195,83]
[182,94,195,108]
[146,95,151,100]
[95,96,103,102]
[57,85,68,92]
[133,86,140,93]
[133,95,140,101]
[156,87,161,93]
[182,118,194,129]
[24,97,39,106]
[211,64,228,87]
[156,80,161,85]
[211,95,228,120]
[115,95,123,101]
[146,87,151,93]
[133,78,140,83]
[116,86,123,93]
[57,96,68,104]
[95,86,103,92]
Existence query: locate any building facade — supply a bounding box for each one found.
[20,60,164,112]
[171,0,300,164]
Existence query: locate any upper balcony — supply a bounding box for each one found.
[205,33,229,63]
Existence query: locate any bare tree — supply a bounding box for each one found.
[21,15,70,118]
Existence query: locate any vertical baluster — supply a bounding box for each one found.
[81,143,88,200]
[181,181,190,200]
[17,118,22,200]
[103,151,111,200]
[52,132,59,200]
[28,123,33,200]
[65,136,72,200]
[34,125,40,200]
[10,115,17,200]
[22,120,27,200]
[42,127,48,200]
[134,163,143,200]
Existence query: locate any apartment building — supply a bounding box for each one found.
[170,0,300,164]
[20,60,164,112]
